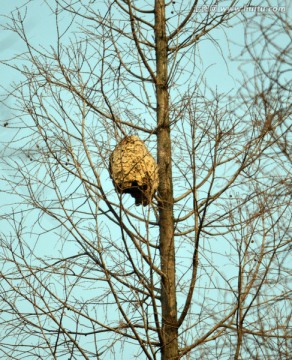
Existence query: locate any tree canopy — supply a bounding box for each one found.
[0,1,291,359]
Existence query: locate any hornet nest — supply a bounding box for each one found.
[109,136,159,206]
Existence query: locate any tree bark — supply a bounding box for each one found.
[155,1,179,359]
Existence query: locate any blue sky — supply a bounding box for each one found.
[0,1,290,358]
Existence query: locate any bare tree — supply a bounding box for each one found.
[0,1,291,359]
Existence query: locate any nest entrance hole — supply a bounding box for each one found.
[120,181,149,206]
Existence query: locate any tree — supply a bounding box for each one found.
[0,1,291,359]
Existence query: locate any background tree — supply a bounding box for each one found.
[0,1,291,359]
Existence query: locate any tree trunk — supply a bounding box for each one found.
[155,1,179,359]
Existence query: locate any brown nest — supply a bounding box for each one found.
[109,136,159,206]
